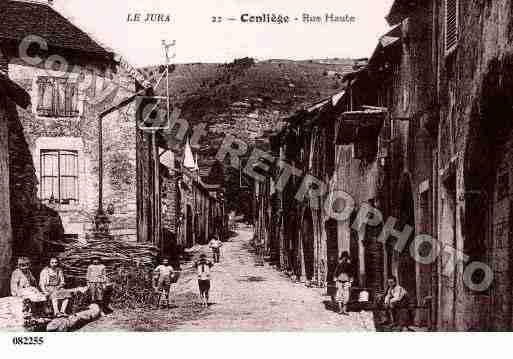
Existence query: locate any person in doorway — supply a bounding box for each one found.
[332,251,354,315]
[209,236,223,263]
[39,257,71,317]
[195,254,213,307]
[153,258,175,308]
[383,276,409,325]
[10,257,45,301]
[87,257,110,314]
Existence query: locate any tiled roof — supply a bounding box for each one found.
[0,1,112,58]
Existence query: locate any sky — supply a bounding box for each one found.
[53,0,395,67]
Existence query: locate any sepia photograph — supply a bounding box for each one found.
[0,0,512,354]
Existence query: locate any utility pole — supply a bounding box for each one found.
[153,40,176,248]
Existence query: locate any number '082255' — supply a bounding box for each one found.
[12,336,44,345]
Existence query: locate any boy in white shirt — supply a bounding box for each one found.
[153,259,175,308]
[195,254,213,307]
[383,276,409,325]
[208,236,223,263]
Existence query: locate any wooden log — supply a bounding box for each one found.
[46,304,101,332]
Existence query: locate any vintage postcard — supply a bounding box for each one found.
[0,0,511,351]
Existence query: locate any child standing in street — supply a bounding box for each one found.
[208,236,223,263]
[153,259,176,309]
[332,251,354,316]
[195,254,213,307]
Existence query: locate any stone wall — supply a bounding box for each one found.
[434,0,513,330]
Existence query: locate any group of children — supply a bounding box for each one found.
[332,251,410,325]
[10,256,109,317]
[153,236,222,308]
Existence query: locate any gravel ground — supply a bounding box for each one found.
[82,228,375,332]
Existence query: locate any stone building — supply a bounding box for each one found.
[255,0,513,331]
[384,0,513,332]
[0,0,141,246]
[430,0,513,331]
[143,136,226,259]
[178,167,225,247]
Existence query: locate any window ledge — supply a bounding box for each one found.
[36,113,80,119]
[42,202,82,212]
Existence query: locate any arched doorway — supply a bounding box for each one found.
[186,204,193,248]
[325,218,338,285]
[301,208,315,281]
[397,175,417,303]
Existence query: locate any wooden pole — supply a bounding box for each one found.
[153,131,161,247]
[98,114,103,212]
[0,98,12,297]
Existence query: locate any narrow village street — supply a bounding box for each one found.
[83,227,374,331]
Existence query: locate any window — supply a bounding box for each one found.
[37,77,79,117]
[445,0,459,54]
[40,150,79,205]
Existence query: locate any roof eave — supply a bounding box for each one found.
[0,71,31,108]
[386,0,412,26]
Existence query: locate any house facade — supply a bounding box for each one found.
[0,1,147,246]
[255,0,513,331]
[386,0,513,332]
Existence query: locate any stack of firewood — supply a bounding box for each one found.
[0,297,27,331]
[57,235,159,309]
[58,236,159,281]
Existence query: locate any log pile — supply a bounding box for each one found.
[58,234,159,281]
[58,234,159,309]
[0,297,28,331]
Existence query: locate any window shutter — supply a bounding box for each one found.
[64,82,79,116]
[445,0,458,54]
[36,77,79,117]
[37,77,54,116]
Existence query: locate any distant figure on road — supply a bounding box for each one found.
[153,258,176,308]
[209,236,223,263]
[332,251,354,315]
[383,276,409,326]
[40,257,71,317]
[195,254,213,307]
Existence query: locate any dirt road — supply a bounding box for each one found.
[83,228,374,331]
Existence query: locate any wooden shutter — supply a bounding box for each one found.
[64,82,79,116]
[36,77,54,116]
[445,0,458,54]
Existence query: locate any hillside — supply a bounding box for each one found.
[139,58,363,217]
